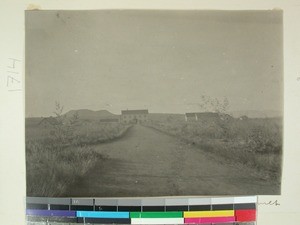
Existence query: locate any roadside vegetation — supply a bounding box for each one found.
[145,115,282,182]
[26,102,131,197]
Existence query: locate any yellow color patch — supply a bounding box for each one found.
[184,210,234,218]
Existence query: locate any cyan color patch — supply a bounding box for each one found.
[76,211,129,218]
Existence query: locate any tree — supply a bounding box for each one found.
[50,102,79,148]
[196,95,230,114]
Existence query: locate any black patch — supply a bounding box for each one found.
[70,205,93,211]
[96,205,118,211]
[189,205,211,211]
[166,205,189,211]
[234,203,256,210]
[118,206,142,212]
[142,206,165,212]
[212,204,234,210]
[50,204,70,210]
[26,203,48,210]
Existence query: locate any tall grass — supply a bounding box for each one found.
[71,122,131,146]
[26,113,131,197]
[26,141,101,196]
[145,117,282,181]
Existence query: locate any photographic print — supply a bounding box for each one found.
[25,10,283,197]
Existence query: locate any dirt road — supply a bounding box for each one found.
[67,124,279,197]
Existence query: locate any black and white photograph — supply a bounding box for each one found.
[25,10,283,197]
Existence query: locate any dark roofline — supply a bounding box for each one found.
[185,112,219,116]
[185,113,196,117]
[121,109,149,115]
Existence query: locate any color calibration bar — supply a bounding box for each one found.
[26,196,257,224]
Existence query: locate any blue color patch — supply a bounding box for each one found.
[76,211,129,218]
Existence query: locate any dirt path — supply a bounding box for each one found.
[67,124,279,197]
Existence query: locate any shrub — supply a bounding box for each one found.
[26,102,131,196]
[144,116,282,180]
[26,141,100,196]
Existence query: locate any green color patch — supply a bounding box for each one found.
[130,212,183,218]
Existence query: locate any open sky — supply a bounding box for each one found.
[25,10,283,117]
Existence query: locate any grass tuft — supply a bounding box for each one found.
[26,120,131,197]
[144,117,282,182]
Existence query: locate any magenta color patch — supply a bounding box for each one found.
[185,216,235,224]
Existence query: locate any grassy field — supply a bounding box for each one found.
[26,119,131,197]
[145,116,282,182]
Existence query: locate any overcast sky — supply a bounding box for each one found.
[25,10,283,117]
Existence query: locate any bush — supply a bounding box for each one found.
[144,117,282,180]
[26,103,132,196]
[26,141,101,196]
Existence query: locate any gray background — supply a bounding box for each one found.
[25,10,283,117]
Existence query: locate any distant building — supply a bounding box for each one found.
[120,109,149,124]
[185,112,232,122]
[100,118,119,123]
[185,112,218,122]
[185,113,199,122]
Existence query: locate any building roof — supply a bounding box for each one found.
[196,112,220,117]
[186,112,219,117]
[121,109,149,115]
[186,112,197,117]
[185,112,233,120]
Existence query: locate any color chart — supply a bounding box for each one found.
[26,196,257,224]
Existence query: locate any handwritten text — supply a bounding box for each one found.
[258,200,280,206]
[6,58,22,91]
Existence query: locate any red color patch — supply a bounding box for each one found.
[235,209,256,222]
